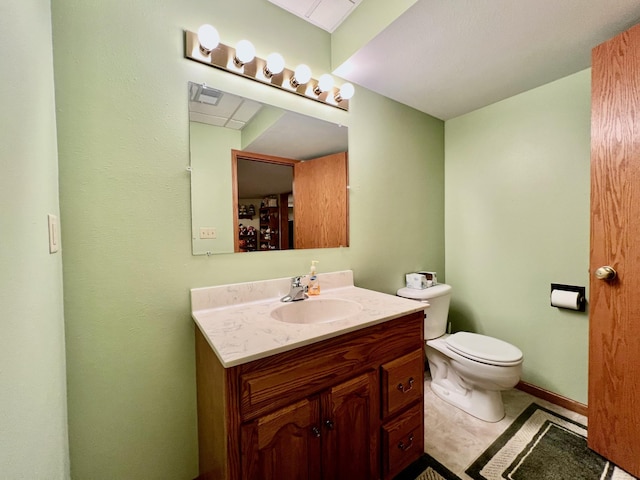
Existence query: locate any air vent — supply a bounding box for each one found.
[190,83,223,106]
[188,82,263,130]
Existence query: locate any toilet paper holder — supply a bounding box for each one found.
[550,283,586,311]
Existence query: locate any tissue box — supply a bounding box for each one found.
[406,273,428,289]
[418,271,437,286]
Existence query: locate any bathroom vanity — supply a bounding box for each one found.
[191,271,426,480]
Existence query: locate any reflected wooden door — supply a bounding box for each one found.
[589,22,640,478]
[294,152,348,249]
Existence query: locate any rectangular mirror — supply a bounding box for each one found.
[188,82,349,255]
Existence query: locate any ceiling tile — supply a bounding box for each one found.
[310,0,359,32]
[268,0,362,32]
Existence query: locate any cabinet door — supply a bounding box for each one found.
[320,371,379,480]
[241,397,322,480]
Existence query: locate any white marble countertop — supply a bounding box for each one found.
[191,270,428,367]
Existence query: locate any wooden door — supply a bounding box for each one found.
[320,371,379,480]
[589,22,640,478]
[294,152,348,249]
[231,149,297,252]
[241,397,322,480]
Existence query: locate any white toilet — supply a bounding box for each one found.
[397,283,523,422]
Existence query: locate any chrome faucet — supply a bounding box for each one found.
[281,276,308,302]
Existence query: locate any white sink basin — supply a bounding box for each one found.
[271,298,363,324]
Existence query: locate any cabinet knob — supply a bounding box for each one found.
[397,377,415,393]
[324,419,334,430]
[311,426,321,438]
[398,433,414,452]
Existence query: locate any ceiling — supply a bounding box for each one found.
[188,84,348,198]
[267,0,362,33]
[188,83,347,160]
[188,83,263,129]
[237,159,293,198]
[280,0,640,120]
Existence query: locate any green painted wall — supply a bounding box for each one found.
[445,69,591,404]
[331,0,418,70]
[0,1,70,478]
[51,0,444,478]
[3,0,596,476]
[240,105,285,150]
[190,121,240,254]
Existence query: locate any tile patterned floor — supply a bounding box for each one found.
[422,376,587,479]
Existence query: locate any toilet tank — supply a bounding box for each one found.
[396,284,452,340]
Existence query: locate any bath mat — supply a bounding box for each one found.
[395,453,462,480]
[465,403,637,480]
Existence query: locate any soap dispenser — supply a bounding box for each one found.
[308,260,320,296]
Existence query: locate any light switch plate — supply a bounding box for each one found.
[199,227,217,239]
[48,214,60,253]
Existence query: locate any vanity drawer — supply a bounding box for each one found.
[381,349,424,418]
[238,312,423,421]
[381,403,424,480]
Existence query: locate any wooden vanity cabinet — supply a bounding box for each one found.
[195,311,424,480]
[241,371,378,479]
[241,397,322,480]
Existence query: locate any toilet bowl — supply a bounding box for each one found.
[397,284,523,422]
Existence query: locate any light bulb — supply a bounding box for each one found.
[197,24,219,55]
[234,40,255,66]
[290,64,312,88]
[264,53,285,78]
[335,82,355,102]
[314,74,334,95]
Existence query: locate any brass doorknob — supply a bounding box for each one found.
[595,266,616,280]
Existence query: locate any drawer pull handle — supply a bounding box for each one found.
[398,434,414,452]
[311,426,321,438]
[397,377,415,393]
[324,419,334,430]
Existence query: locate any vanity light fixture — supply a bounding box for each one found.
[314,73,334,95]
[183,25,352,111]
[233,39,255,67]
[264,52,285,78]
[197,24,220,55]
[290,64,312,88]
[335,82,355,103]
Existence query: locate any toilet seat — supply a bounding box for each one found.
[445,332,523,366]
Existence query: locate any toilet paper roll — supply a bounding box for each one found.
[551,289,581,310]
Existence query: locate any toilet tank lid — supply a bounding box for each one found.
[445,332,523,365]
[397,283,452,301]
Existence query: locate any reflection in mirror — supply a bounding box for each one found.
[188,82,349,255]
